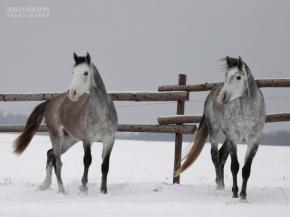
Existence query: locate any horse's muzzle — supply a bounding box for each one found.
[67,89,79,101]
[217,91,229,104]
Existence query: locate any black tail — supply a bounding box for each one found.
[13,101,48,155]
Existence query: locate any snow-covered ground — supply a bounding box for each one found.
[0,133,290,217]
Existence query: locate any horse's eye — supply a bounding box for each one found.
[84,71,88,76]
[237,76,241,80]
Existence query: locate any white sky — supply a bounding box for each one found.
[0,0,289,132]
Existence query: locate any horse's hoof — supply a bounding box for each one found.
[215,179,225,190]
[232,193,239,198]
[39,186,49,191]
[239,193,247,200]
[39,183,50,191]
[58,186,67,195]
[216,185,225,190]
[79,185,88,192]
[58,190,67,195]
[100,188,107,194]
[216,183,225,190]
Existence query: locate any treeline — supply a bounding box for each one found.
[0,111,27,125]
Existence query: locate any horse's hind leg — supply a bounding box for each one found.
[53,147,65,194]
[100,140,114,194]
[79,142,92,192]
[218,140,229,188]
[53,130,78,193]
[209,128,223,189]
[229,142,239,198]
[48,129,66,194]
[39,148,54,190]
[240,143,259,200]
[100,149,112,194]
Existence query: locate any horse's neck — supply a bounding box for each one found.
[88,65,114,117]
[89,87,109,103]
[89,75,113,106]
[90,63,108,95]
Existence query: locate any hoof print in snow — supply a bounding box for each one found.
[153,186,162,192]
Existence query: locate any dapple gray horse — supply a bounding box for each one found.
[175,56,266,200]
[14,52,118,194]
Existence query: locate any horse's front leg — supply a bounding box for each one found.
[79,142,92,192]
[229,142,239,198]
[240,142,259,200]
[100,141,114,194]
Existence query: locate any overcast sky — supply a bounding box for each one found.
[0,0,289,132]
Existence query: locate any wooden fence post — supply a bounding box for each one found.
[173,74,187,184]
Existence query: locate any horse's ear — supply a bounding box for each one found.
[226,56,230,67]
[238,56,244,69]
[86,52,91,64]
[73,52,78,63]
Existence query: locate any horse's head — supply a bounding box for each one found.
[68,52,95,101]
[217,56,250,104]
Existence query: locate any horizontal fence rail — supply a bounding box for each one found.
[158,79,290,92]
[0,124,197,134]
[158,115,202,125]
[0,91,189,102]
[158,113,290,125]
[117,124,196,134]
[265,113,290,123]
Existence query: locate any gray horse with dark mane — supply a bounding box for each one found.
[14,52,118,194]
[175,56,266,200]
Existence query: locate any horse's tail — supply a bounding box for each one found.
[13,101,49,155]
[174,114,209,177]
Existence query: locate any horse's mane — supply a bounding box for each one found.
[91,63,107,94]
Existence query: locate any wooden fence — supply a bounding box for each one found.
[158,79,290,92]
[158,113,290,125]
[0,91,195,135]
[0,75,290,184]
[0,91,189,102]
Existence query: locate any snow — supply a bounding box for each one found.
[0,133,290,217]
